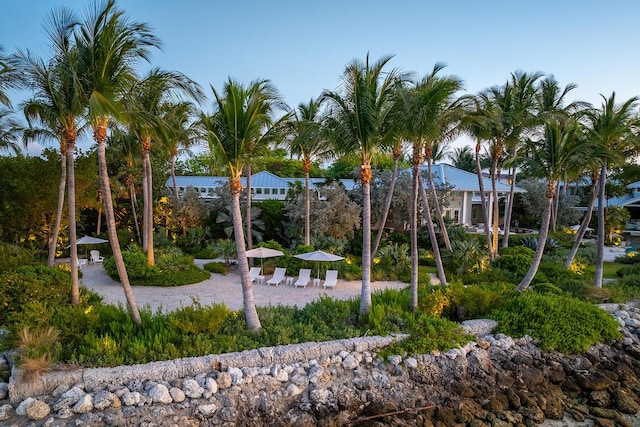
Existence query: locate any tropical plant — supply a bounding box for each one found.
[584,93,639,287]
[322,53,405,315]
[449,145,475,172]
[75,0,162,324]
[198,78,285,332]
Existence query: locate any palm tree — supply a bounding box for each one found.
[17,7,87,304]
[517,118,588,291]
[0,109,21,154]
[322,54,404,315]
[199,78,284,332]
[500,71,542,247]
[124,68,202,266]
[0,45,21,107]
[449,145,475,172]
[564,167,599,269]
[75,0,161,325]
[584,93,639,288]
[290,98,332,246]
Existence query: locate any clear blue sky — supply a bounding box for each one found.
[2,0,640,154]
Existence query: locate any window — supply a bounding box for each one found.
[256,188,262,194]
[264,188,270,195]
[280,188,286,195]
[444,210,450,218]
[453,210,460,222]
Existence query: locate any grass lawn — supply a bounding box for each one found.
[586,262,625,279]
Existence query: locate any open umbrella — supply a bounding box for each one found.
[294,250,345,279]
[245,247,284,271]
[71,235,109,259]
[570,224,593,232]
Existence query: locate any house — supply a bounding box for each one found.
[599,180,640,235]
[166,164,524,228]
[165,171,326,202]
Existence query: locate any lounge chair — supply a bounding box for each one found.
[323,270,338,289]
[90,250,104,264]
[267,267,286,286]
[249,267,262,284]
[293,268,311,288]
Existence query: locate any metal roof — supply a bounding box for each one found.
[426,163,524,193]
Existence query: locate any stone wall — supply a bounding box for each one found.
[0,306,639,426]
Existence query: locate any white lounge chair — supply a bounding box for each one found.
[323,270,338,289]
[90,250,104,264]
[293,268,311,288]
[267,267,286,286]
[249,267,262,284]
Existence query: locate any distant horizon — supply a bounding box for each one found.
[2,0,640,156]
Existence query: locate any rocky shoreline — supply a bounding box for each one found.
[1,303,640,426]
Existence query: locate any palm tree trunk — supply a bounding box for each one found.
[594,164,607,288]
[564,180,598,269]
[130,183,142,245]
[66,141,79,305]
[359,166,373,315]
[552,181,560,232]
[48,146,67,267]
[518,185,553,291]
[475,140,493,259]
[96,206,102,235]
[230,177,261,331]
[501,167,518,247]
[245,165,253,250]
[96,124,142,325]
[410,161,420,310]
[141,157,149,252]
[427,159,451,251]
[490,160,500,259]
[304,166,310,246]
[418,175,447,285]
[171,155,181,208]
[144,154,155,266]
[372,155,399,257]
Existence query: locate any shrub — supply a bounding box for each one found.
[489,292,622,353]
[492,254,534,281]
[104,250,156,280]
[461,269,513,286]
[499,245,535,258]
[203,262,228,275]
[533,282,564,295]
[0,242,34,273]
[537,262,582,284]
[384,314,471,356]
[604,275,640,303]
[449,281,518,320]
[616,263,640,278]
[615,252,640,265]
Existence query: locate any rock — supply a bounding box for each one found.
[61,385,85,401]
[203,377,218,398]
[72,394,93,414]
[169,387,185,403]
[217,371,232,389]
[198,403,218,417]
[0,382,7,400]
[148,383,172,404]
[121,391,141,406]
[26,399,50,420]
[228,367,243,384]
[590,390,611,407]
[287,383,304,396]
[461,319,498,336]
[182,378,205,398]
[342,354,359,370]
[16,397,35,416]
[577,371,614,391]
[388,355,402,365]
[271,365,289,382]
[613,388,640,414]
[405,357,418,369]
[0,403,14,421]
[93,390,118,411]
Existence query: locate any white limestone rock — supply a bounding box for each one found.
[72,394,93,414]
[182,378,205,398]
[16,397,35,416]
[387,355,402,366]
[404,357,418,369]
[93,390,120,410]
[0,403,14,421]
[228,367,244,385]
[198,403,218,417]
[148,383,172,404]
[342,354,359,370]
[121,391,142,406]
[170,387,185,403]
[203,377,218,398]
[216,372,232,389]
[287,383,304,397]
[0,382,7,400]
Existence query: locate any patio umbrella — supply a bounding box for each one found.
[71,235,109,259]
[245,247,284,271]
[294,250,345,279]
[569,224,594,232]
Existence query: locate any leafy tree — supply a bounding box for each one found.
[605,206,630,244]
[449,145,475,172]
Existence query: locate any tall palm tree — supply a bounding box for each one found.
[517,118,588,291]
[564,167,599,269]
[161,101,200,207]
[124,68,202,266]
[17,7,87,303]
[290,98,332,246]
[500,71,542,247]
[199,78,284,332]
[322,54,404,315]
[585,93,639,288]
[449,145,475,172]
[75,0,161,325]
[0,45,21,108]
